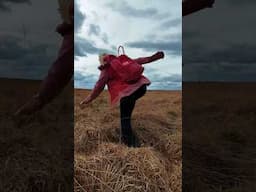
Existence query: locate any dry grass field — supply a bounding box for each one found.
[2,79,254,191]
[183,82,256,192]
[75,89,182,192]
[0,78,73,192]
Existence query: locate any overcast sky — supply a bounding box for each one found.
[0,0,61,79]
[75,0,182,90]
[183,0,256,81]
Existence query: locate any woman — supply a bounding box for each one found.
[15,0,74,115]
[80,51,164,147]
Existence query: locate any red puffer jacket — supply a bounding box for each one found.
[86,51,164,106]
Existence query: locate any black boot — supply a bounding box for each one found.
[121,129,141,148]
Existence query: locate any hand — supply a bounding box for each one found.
[207,0,215,8]
[79,99,89,109]
[156,51,164,59]
[14,96,43,116]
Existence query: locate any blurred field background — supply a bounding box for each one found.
[183,82,256,192]
[0,78,73,192]
[75,89,182,192]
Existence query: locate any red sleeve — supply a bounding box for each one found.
[183,0,214,16]
[134,52,164,65]
[86,69,108,103]
[134,57,152,65]
[37,38,73,105]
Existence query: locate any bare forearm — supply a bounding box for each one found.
[38,47,73,106]
[82,70,107,104]
[85,85,104,104]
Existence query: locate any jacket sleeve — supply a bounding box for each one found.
[37,40,73,106]
[134,52,164,65]
[85,69,108,103]
[182,0,214,16]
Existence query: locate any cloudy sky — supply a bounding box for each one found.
[0,0,62,79]
[75,0,182,90]
[183,0,256,81]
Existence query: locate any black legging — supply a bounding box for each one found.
[120,84,147,147]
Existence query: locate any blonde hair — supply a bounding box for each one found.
[58,0,73,24]
[99,53,107,66]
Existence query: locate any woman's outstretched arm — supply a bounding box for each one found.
[134,51,164,65]
[80,69,108,106]
[183,0,215,16]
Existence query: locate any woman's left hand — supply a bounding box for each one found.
[79,99,89,109]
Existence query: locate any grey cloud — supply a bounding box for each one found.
[161,74,181,83]
[146,34,157,41]
[0,35,27,59]
[184,44,256,64]
[225,0,256,6]
[183,62,256,82]
[148,72,181,83]
[160,18,181,30]
[182,31,199,39]
[74,70,181,90]
[111,45,116,50]
[146,31,181,43]
[183,0,256,81]
[88,24,110,45]
[0,34,49,60]
[0,0,30,11]
[102,33,109,44]
[75,0,86,32]
[74,71,97,82]
[126,40,181,56]
[163,33,182,42]
[139,69,181,90]
[75,37,114,57]
[74,71,85,81]
[0,0,62,79]
[211,45,256,63]
[149,82,181,90]
[183,41,256,81]
[106,0,164,19]
[88,24,100,36]
[74,71,99,89]
[0,34,54,79]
